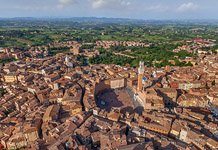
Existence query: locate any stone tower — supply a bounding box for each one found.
[65,55,69,64]
[65,55,73,68]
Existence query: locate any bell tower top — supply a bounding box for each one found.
[138,61,145,74]
[65,55,69,64]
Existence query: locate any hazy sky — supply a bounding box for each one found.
[0,0,218,19]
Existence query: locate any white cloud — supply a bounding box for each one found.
[14,5,49,11]
[145,4,169,12]
[91,0,131,9]
[58,0,78,9]
[177,2,198,12]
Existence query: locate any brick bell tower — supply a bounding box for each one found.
[137,61,145,91]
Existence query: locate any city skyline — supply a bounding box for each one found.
[0,0,218,20]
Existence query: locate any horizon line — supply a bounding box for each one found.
[0,16,218,21]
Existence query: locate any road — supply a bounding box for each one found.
[113,52,136,59]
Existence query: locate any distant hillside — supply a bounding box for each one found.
[0,17,218,27]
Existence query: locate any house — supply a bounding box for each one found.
[3,73,18,83]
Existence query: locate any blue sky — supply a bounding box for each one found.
[0,0,217,19]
